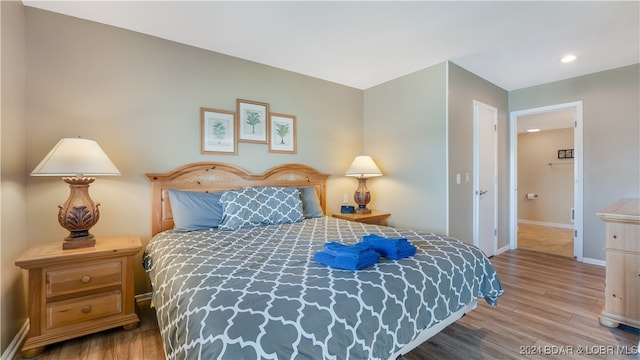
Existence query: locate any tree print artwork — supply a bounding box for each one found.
[237,100,269,143]
[201,108,236,154]
[212,121,226,144]
[275,122,290,144]
[269,113,296,154]
[245,110,261,134]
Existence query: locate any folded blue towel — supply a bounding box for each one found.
[323,241,370,258]
[362,234,417,260]
[313,242,380,270]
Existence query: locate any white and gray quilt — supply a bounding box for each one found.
[144,217,503,360]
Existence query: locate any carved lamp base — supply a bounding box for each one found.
[59,177,100,250]
[353,176,373,214]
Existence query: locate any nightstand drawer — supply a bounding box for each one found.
[46,290,122,329]
[46,261,122,298]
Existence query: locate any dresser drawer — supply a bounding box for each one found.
[606,222,640,253]
[46,261,122,298]
[46,290,122,329]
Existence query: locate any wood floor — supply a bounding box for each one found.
[15,250,639,360]
[517,223,574,258]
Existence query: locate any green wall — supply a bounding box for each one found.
[364,62,449,233]
[1,0,28,353]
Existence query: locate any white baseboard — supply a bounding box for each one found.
[1,320,28,360]
[582,257,606,267]
[135,292,152,302]
[496,245,510,255]
[518,219,573,229]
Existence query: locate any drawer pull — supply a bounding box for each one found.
[81,305,92,314]
[81,275,91,284]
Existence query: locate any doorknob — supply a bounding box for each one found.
[476,190,488,196]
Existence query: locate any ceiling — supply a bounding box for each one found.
[22,1,639,91]
[516,108,574,134]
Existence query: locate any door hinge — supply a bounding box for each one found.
[574,230,578,237]
[574,120,577,128]
[494,229,497,236]
[494,124,497,131]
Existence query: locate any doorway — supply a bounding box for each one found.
[509,101,583,261]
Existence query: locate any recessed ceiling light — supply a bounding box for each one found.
[526,128,541,133]
[561,54,577,63]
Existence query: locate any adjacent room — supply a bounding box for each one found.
[2,1,638,359]
[516,108,575,258]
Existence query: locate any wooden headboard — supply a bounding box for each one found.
[145,162,330,236]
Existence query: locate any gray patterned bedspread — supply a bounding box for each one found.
[144,217,503,360]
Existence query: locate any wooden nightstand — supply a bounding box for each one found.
[332,210,391,226]
[15,235,142,358]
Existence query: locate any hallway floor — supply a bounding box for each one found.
[517,223,574,258]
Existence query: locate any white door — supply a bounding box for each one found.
[473,100,497,256]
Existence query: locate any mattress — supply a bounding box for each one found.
[144,216,503,359]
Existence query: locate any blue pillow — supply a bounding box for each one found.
[167,189,224,232]
[299,186,324,218]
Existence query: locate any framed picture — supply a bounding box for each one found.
[558,149,566,159]
[565,149,574,158]
[557,148,574,159]
[201,107,237,155]
[237,99,269,143]
[269,113,297,154]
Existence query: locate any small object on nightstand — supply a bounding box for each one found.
[333,210,391,226]
[15,235,141,358]
[340,205,355,214]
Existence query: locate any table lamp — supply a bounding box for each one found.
[30,137,121,249]
[345,155,382,214]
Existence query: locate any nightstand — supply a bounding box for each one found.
[332,210,391,226]
[15,235,142,358]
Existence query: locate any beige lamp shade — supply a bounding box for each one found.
[31,138,121,176]
[345,155,382,178]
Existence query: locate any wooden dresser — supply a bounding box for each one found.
[596,199,639,329]
[15,235,142,358]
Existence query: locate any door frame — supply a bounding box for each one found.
[473,100,498,256]
[509,101,584,261]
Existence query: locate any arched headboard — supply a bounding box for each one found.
[145,162,330,236]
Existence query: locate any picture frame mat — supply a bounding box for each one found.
[237,99,269,143]
[201,107,237,155]
[269,113,297,154]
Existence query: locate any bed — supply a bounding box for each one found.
[143,162,503,360]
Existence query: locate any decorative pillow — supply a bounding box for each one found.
[168,189,224,232]
[299,186,324,218]
[218,187,303,230]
